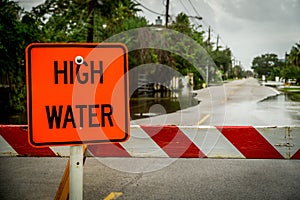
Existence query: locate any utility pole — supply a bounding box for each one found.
[285,51,288,67]
[216,34,219,50]
[205,26,211,86]
[207,26,211,46]
[165,0,169,28]
[87,0,95,42]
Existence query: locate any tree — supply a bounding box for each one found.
[31,0,91,42]
[251,53,280,78]
[168,14,205,88]
[31,0,142,42]
[233,65,243,78]
[210,47,232,80]
[0,0,42,113]
[281,66,300,84]
[170,12,192,36]
[287,42,300,67]
[243,70,254,78]
[0,0,144,117]
[282,42,300,85]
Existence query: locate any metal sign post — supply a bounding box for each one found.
[70,145,84,200]
[26,43,129,199]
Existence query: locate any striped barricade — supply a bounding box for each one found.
[0,125,299,159]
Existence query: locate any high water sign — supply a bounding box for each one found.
[26,43,129,147]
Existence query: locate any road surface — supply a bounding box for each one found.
[1,157,300,200]
[1,78,299,200]
[132,78,298,126]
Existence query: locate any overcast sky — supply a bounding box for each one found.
[136,0,300,69]
[17,0,300,69]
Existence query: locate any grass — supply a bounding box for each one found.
[278,87,300,93]
[289,93,300,101]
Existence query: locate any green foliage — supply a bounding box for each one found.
[284,42,300,84]
[232,65,243,78]
[269,66,282,80]
[170,12,192,36]
[31,0,90,42]
[10,0,300,118]
[210,48,232,79]
[251,53,280,78]
[251,43,300,84]
[287,42,300,67]
[281,66,300,85]
[0,0,42,113]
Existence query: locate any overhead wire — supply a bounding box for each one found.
[179,0,189,13]
[177,0,203,33]
[115,0,242,66]
[186,0,241,65]
[188,0,202,19]
[133,0,165,16]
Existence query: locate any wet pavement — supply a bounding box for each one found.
[256,93,300,125]
[1,157,300,200]
[130,85,199,120]
[1,78,300,200]
[131,78,300,126]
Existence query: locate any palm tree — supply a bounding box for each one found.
[288,42,300,67]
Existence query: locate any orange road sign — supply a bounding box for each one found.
[26,43,129,146]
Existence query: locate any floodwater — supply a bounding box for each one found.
[1,89,299,126]
[130,87,199,120]
[256,93,300,126]
[130,86,300,126]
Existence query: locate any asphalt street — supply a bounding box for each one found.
[132,78,298,126]
[1,78,299,200]
[1,157,300,200]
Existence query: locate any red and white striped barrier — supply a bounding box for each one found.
[0,125,299,159]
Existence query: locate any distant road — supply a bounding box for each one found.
[132,78,297,126]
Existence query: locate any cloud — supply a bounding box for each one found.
[201,0,300,68]
[209,0,300,23]
[16,0,300,69]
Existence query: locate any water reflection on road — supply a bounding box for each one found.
[130,86,199,120]
[131,86,300,126]
[257,93,300,125]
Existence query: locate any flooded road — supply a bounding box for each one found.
[130,86,199,120]
[131,78,300,126]
[256,93,300,125]
[1,78,298,126]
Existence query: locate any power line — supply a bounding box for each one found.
[188,0,202,18]
[183,0,211,33]
[179,0,189,14]
[176,0,203,32]
[185,2,237,63]
[135,0,240,65]
[185,1,230,50]
[133,0,165,16]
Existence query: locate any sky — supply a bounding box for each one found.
[135,0,300,69]
[16,0,300,69]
